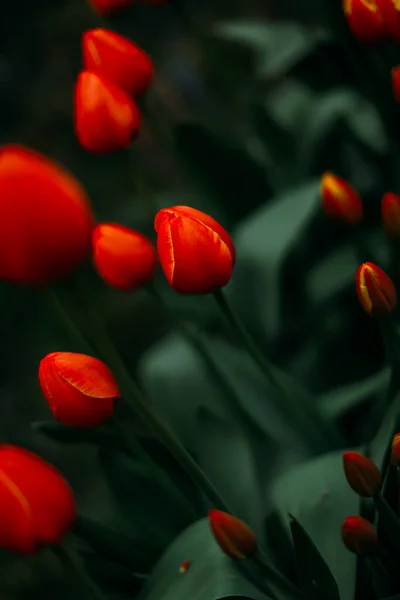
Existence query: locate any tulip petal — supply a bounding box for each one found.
[0,469,34,553]
[157,216,233,294]
[50,353,119,399]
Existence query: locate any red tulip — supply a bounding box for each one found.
[87,0,133,15]
[92,223,157,291]
[343,0,383,42]
[320,172,363,224]
[343,451,382,497]
[155,206,235,294]
[39,352,120,428]
[74,71,141,154]
[391,433,400,465]
[341,516,377,555]
[0,445,75,554]
[377,0,400,40]
[356,262,397,317]
[382,192,400,235]
[0,145,94,285]
[209,510,257,560]
[392,66,400,102]
[83,29,154,97]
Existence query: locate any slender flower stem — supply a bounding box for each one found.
[54,542,109,600]
[253,553,303,599]
[213,289,343,450]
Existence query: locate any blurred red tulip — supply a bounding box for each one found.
[356,262,397,317]
[74,71,141,153]
[377,0,400,40]
[209,510,257,560]
[83,29,154,97]
[92,223,157,291]
[87,0,133,15]
[320,172,363,224]
[343,0,383,42]
[39,352,120,428]
[0,145,94,285]
[381,192,400,235]
[343,451,382,497]
[0,445,75,554]
[155,206,235,294]
[392,66,400,102]
[341,516,377,555]
[392,432,400,465]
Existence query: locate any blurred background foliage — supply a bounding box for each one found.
[1,0,400,598]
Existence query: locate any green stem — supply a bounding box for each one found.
[213,289,342,451]
[373,493,400,553]
[54,542,109,600]
[253,553,303,599]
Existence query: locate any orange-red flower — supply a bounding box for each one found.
[39,352,120,428]
[154,206,235,294]
[392,66,400,102]
[382,192,400,235]
[87,0,133,15]
[391,433,400,465]
[74,71,141,154]
[0,145,94,285]
[0,445,75,554]
[343,451,382,497]
[83,29,154,98]
[356,262,397,317]
[343,0,383,42]
[92,223,157,291]
[341,516,377,555]
[320,172,363,224]
[377,0,400,40]
[208,510,257,560]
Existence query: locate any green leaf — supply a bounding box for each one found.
[80,552,143,595]
[137,518,271,600]
[270,451,359,600]
[289,516,340,600]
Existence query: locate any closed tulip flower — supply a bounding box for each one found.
[74,71,141,154]
[92,223,157,291]
[39,352,120,428]
[343,0,383,42]
[155,206,235,294]
[83,29,154,97]
[87,0,133,15]
[341,516,377,555]
[0,445,75,554]
[0,145,94,285]
[320,172,363,224]
[392,67,400,102]
[343,451,382,497]
[382,192,400,235]
[209,510,257,560]
[356,262,397,317]
[377,0,400,40]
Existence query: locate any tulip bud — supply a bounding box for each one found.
[382,192,400,236]
[0,145,94,285]
[391,433,400,465]
[74,71,141,154]
[356,262,397,317]
[377,0,400,39]
[83,29,154,98]
[320,172,363,224]
[208,510,257,560]
[87,0,132,15]
[154,206,235,294]
[343,451,382,497]
[341,516,377,555]
[343,0,383,42]
[92,223,157,291]
[39,352,120,428]
[0,445,75,554]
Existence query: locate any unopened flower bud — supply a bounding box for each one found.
[320,172,363,224]
[343,0,383,42]
[356,262,397,317]
[208,510,257,560]
[343,451,382,497]
[391,433,400,466]
[382,192,400,236]
[341,516,377,555]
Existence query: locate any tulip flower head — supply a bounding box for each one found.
[155,206,235,294]
[343,451,382,497]
[0,445,75,553]
[208,510,257,560]
[39,352,120,428]
[74,71,141,154]
[83,29,154,97]
[392,67,400,103]
[0,145,94,285]
[382,192,400,235]
[92,223,157,291]
[392,433,400,466]
[377,0,400,39]
[87,0,133,15]
[320,172,363,224]
[356,262,397,317]
[343,0,383,42]
[341,516,377,555]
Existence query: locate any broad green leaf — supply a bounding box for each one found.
[290,516,340,600]
[137,518,271,600]
[270,451,359,600]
